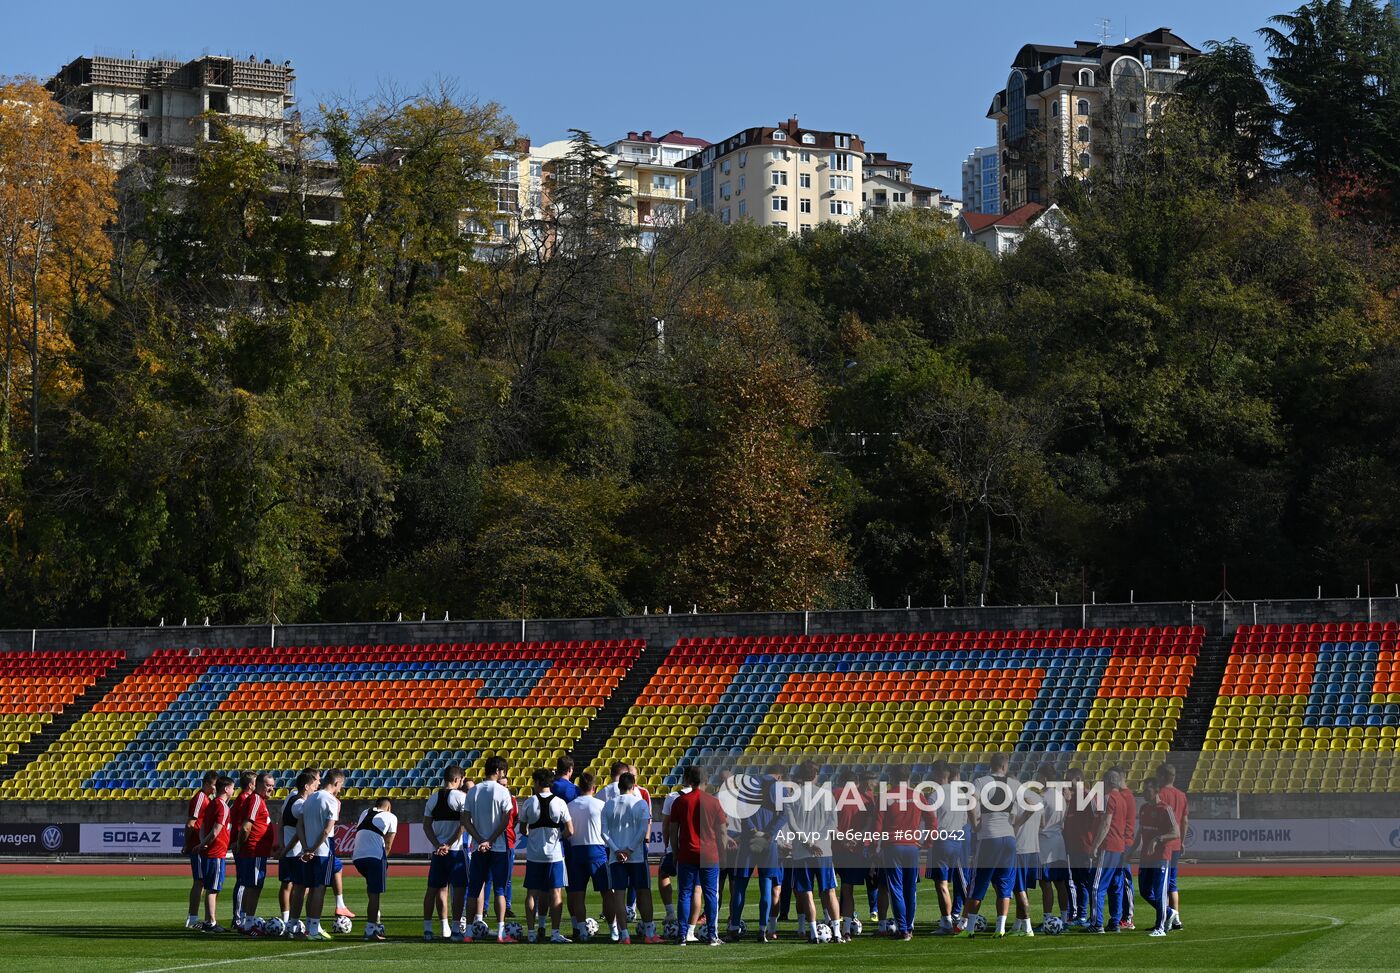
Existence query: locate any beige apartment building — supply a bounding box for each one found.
[46,54,295,170]
[678,117,865,235]
[606,130,709,249]
[986,27,1198,211]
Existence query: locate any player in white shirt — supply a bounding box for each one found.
[276,772,314,932]
[518,768,574,943]
[351,797,397,941]
[463,755,517,942]
[958,753,1026,938]
[565,772,608,940]
[602,770,662,943]
[421,765,467,941]
[1012,778,1044,936]
[1035,762,1074,929]
[295,770,343,941]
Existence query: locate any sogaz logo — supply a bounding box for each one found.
[1388,828,1400,850]
[40,826,63,851]
[103,829,164,843]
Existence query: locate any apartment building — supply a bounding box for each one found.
[986,27,1199,211]
[47,54,294,169]
[605,130,709,249]
[861,151,941,214]
[961,146,1001,216]
[678,117,865,235]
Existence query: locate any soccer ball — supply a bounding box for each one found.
[813,922,833,943]
[264,917,285,938]
[727,918,747,939]
[662,918,679,939]
[289,919,307,938]
[334,915,353,935]
[504,921,524,940]
[850,919,863,937]
[627,905,638,922]
[248,917,266,938]
[470,919,491,940]
[1043,916,1065,935]
[584,917,599,938]
[972,914,988,933]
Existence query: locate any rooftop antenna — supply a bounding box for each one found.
[1095,17,1113,44]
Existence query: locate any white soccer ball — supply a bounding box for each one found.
[584,917,599,937]
[470,919,490,940]
[1043,916,1065,935]
[289,919,307,937]
[264,917,285,937]
[627,905,638,922]
[334,915,352,935]
[850,919,862,937]
[250,917,267,937]
[504,921,524,940]
[813,922,833,943]
[662,918,680,939]
[972,914,988,933]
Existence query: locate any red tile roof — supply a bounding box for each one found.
[960,202,1046,233]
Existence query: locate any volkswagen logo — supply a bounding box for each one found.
[40,826,63,851]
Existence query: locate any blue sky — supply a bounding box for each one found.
[4,0,1290,194]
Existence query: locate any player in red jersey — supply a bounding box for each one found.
[183,770,219,929]
[194,776,235,933]
[234,773,276,930]
[1088,769,1131,933]
[1135,778,1180,936]
[228,772,256,929]
[1155,762,1188,929]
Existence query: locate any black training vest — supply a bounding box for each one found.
[357,808,387,837]
[429,788,458,822]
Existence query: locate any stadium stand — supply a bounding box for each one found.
[595,627,1201,787]
[1197,622,1400,791]
[0,650,124,774]
[0,640,641,801]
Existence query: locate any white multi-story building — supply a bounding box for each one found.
[861,151,941,215]
[46,54,295,169]
[961,146,1001,216]
[678,117,865,235]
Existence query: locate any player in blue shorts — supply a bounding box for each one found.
[781,760,846,943]
[1136,778,1180,937]
[1011,774,1044,936]
[421,765,467,941]
[602,771,662,943]
[194,775,235,932]
[729,767,787,942]
[1035,763,1074,929]
[519,767,574,943]
[464,756,518,942]
[276,771,314,933]
[834,769,874,940]
[929,761,970,935]
[183,770,219,928]
[351,796,397,941]
[959,754,1023,938]
[565,772,609,940]
[295,769,343,941]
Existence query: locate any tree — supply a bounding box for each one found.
[1174,38,1278,187]
[1261,0,1400,213]
[0,79,114,459]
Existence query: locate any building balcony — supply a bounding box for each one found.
[635,183,682,199]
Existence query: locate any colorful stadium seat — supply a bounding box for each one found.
[595,627,1200,787]
[0,651,123,770]
[0,641,640,801]
[1198,622,1400,792]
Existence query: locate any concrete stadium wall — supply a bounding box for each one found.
[2,596,1398,658]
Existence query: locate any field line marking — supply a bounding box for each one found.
[133,941,383,973]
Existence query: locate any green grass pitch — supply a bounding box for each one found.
[0,874,1393,973]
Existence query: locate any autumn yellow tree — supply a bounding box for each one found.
[0,79,114,461]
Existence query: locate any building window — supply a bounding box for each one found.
[828,175,853,192]
[1077,126,1090,142]
[738,200,747,217]
[652,174,677,191]
[1170,53,1181,70]
[721,207,731,224]
[738,175,746,191]
[138,121,149,138]
[773,220,788,230]
[892,191,907,203]
[799,198,812,213]
[802,133,815,144]
[719,181,730,199]
[772,196,789,211]
[1077,98,1090,116]
[799,172,811,188]
[800,151,811,163]
[829,152,854,171]
[530,160,543,180]
[138,93,149,110]
[1078,69,1094,86]
[493,219,509,238]
[739,151,747,167]
[1051,102,1059,117]
[721,159,731,175]
[772,130,787,140]
[1043,70,1052,87]
[1143,52,1154,69]
[834,134,849,148]
[1079,152,1092,169]
[770,149,785,162]
[772,170,787,186]
[829,199,853,216]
